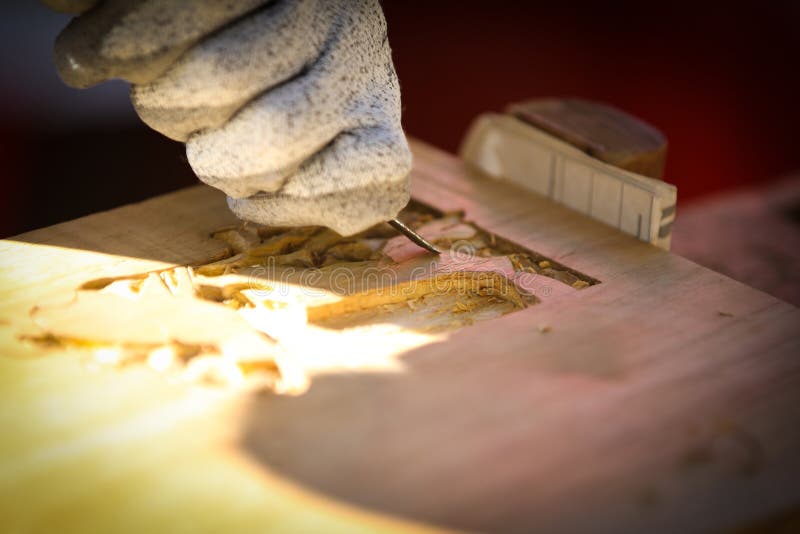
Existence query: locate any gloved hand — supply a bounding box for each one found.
[45,0,412,235]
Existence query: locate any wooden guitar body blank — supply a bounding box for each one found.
[0,124,798,532]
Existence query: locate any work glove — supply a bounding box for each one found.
[45,0,412,235]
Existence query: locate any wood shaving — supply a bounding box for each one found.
[211,228,260,254]
[325,241,376,262]
[307,271,525,323]
[304,228,343,255]
[271,248,315,268]
[256,225,293,239]
[453,301,468,313]
[194,253,254,276]
[247,227,318,257]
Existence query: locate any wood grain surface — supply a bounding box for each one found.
[1,138,799,533]
[508,98,668,179]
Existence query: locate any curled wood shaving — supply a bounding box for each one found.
[271,248,316,268]
[453,301,470,313]
[247,227,318,257]
[256,225,294,239]
[305,228,343,255]
[307,271,524,323]
[162,267,196,298]
[194,253,256,276]
[211,228,260,254]
[325,241,376,262]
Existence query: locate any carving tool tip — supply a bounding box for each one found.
[388,218,440,254]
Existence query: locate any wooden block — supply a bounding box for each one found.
[460,111,677,249]
[0,138,797,534]
[508,98,667,179]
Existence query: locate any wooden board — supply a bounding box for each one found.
[1,138,799,533]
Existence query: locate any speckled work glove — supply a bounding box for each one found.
[46,0,412,235]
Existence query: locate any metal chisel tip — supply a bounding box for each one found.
[388,218,441,254]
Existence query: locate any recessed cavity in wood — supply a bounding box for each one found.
[23,201,598,394]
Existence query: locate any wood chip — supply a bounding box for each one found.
[256,225,293,239]
[326,241,376,262]
[211,228,260,254]
[247,227,318,257]
[305,229,343,255]
[307,271,525,323]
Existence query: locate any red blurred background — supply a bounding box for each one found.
[1,1,799,237]
[385,1,800,198]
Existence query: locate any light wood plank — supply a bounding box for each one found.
[0,138,798,533]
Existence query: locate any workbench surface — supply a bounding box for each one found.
[1,139,799,533]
